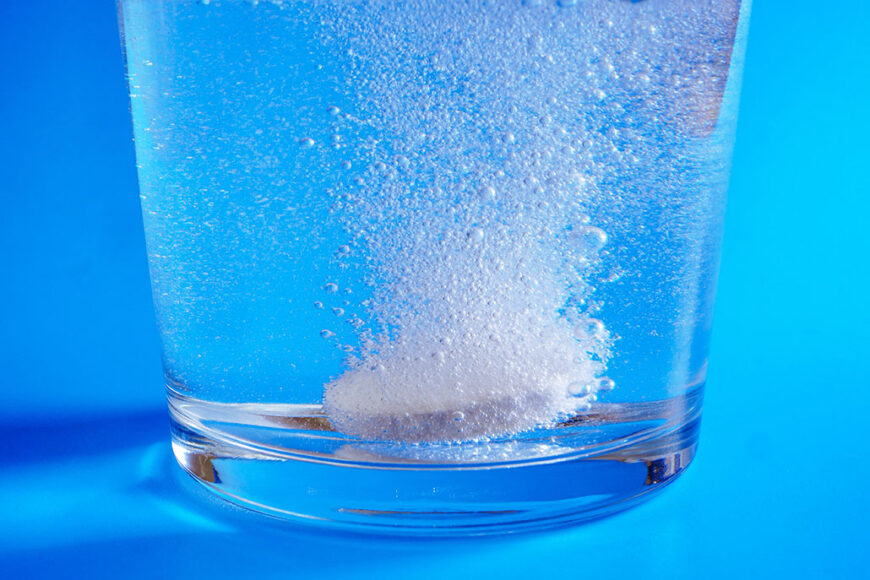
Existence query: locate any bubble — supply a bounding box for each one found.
[336,244,351,255]
[569,381,592,397]
[324,282,339,293]
[299,137,315,148]
[450,411,466,422]
[396,155,410,169]
[593,89,607,101]
[331,134,342,144]
[313,301,324,309]
[143,60,153,67]
[602,269,623,283]
[585,318,605,336]
[571,317,605,341]
[320,330,334,339]
[597,377,615,392]
[478,185,496,201]
[340,161,352,170]
[467,227,485,243]
[333,308,345,317]
[570,225,608,254]
[326,105,340,116]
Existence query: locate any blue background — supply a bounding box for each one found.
[1,0,868,577]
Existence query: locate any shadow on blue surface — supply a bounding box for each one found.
[0,410,167,466]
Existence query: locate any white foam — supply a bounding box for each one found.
[316,0,738,442]
[324,319,606,442]
[323,197,611,441]
[318,0,628,442]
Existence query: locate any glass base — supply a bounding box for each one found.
[168,388,702,535]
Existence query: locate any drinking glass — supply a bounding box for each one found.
[118,0,751,534]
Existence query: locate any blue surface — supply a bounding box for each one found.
[2,0,869,577]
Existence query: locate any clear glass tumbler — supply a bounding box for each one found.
[118,0,751,534]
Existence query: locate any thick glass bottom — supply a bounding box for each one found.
[168,387,702,535]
